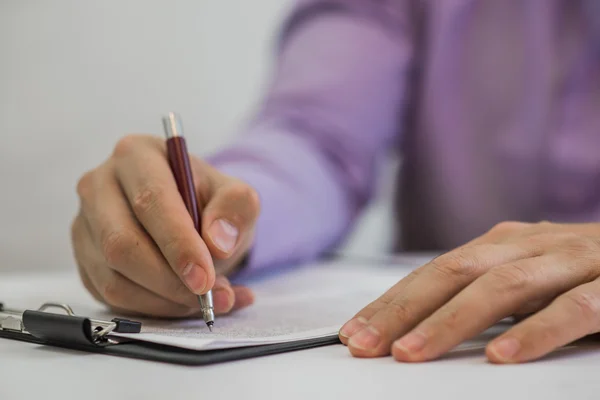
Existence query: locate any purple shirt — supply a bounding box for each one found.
[208,0,600,274]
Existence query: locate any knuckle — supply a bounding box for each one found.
[490,221,530,235]
[242,184,261,214]
[558,233,599,253]
[535,220,553,229]
[209,182,262,230]
[564,292,600,321]
[374,289,396,307]
[101,229,134,266]
[521,231,551,249]
[76,170,95,199]
[386,299,414,321]
[100,273,123,306]
[230,182,261,215]
[132,185,164,217]
[488,263,533,293]
[431,252,480,280]
[112,134,141,158]
[356,292,396,319]
[528,231,600,256]
[439,307,462,332]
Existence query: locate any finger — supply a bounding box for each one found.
[340,242,524,346]
[486,279,600,363]
[73,215,195,317]
[340,267,424,339]
[79,163,201,309]
[197,277,255,316]
[71,215,104,304]
[79,264,104,304]
[113,135,215,295]
[392,254,591,362]
[514,298,553,316]
[343,242,537,356]
[96,270,197,318]
[231,286,255,310]
[212,275,236,315]
[511,297,553,324]
[458,221,534,248]
[201,178,260,259]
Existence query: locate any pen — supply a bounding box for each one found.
[162,112,215,331]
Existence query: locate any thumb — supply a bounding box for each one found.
[201,179,260,260]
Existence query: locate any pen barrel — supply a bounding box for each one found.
[166,137,200,231]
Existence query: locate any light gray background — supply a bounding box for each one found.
[0,0,394,272]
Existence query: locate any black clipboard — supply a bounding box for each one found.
[0,302,341,366]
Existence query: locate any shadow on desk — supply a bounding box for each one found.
[440,342,600,364]
[439,329,600,364]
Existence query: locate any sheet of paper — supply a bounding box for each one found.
[114,261,407,350]
[0,258,422,351]
[1,256,514,353]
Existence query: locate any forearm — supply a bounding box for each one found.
[208,1,415,274]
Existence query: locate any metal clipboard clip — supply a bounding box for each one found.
[0,302,142,347]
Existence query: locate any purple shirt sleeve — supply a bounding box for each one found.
[207,0,416,274]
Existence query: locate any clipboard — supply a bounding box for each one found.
[0,302,340,366]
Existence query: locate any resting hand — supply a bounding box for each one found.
[71,134,259,318]
[340,221,600,363]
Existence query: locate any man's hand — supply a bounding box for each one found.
[71,134,259,318]
[340,221,600,363]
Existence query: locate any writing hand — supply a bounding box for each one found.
[340,221,600,363]
[71,134,259,318]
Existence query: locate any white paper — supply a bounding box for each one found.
[0,256,519,354]
[113,260,410,350]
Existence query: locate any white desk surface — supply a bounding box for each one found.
[2,260,600,400]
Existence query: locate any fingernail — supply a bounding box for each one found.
[181,263,207,294]
[348,326,381,351]
[489,337,521,361]
[394,330,427,354]
[339,317,368,338]
[208,219,239,254]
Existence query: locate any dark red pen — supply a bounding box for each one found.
[162,112,214,331]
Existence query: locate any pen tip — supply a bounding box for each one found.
[207,322,214,332]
